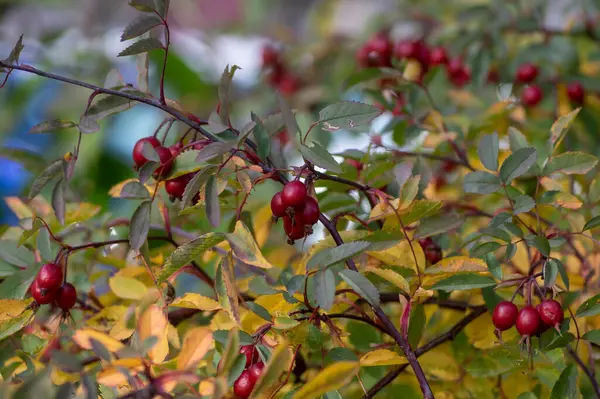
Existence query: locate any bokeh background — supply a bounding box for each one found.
[0,0,587,225]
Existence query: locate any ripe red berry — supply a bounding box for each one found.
[296,197,320,226]
[487,68,500,84]
[153,146,174,178]
[169,142,183,157]
[132,137,161,168]
[55,283,77,311]
[248,361,265,380]
[418,238,442,264]
[278,73,301,96]
[283,215,306,241]
[535,304,551,336]
[492,301,518,331]
[414,40,430,67]
[36,263,63,290]
[281,181,307,208]
[516,306,542,337]
[367,33,393,67]
[441,160,458,173]
[516,63,539,84]
[395,40,418,60]
[446,58,464,76]
[165,174,192,199]
[537,299,564,327]
[521,85,543,107]
[261,45,280,67]
[429,47,448,66]
[270,192,287,218]
[31,279,57,305]
[567,82,585,105]
[239,345,259,368]
[233,370,256,399]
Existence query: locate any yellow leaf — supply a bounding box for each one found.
[138,305,169,364]
[64,203,101,225]
[199,379,215,395]
[367,240,425,273]
[554,192,582,209]
[227,221,272,269]
[368,198,401,222]
[417,348,461,381]
[250,342,293,399]
[292,361,359,399]
[403,59,423,82]
[73,328,125,352]
[253,204,274,248]
[0,299,33,323]
[86,306,128,332]
[365,267,410,293]
[109,276,148,300]
[170,293,220,310]
[109,179,155,198]
[177,327,214,370]
[97,358,144,387]
[425,256,488,274]
[360,349,407,367]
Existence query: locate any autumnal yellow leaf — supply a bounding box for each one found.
[170,293,220,310]
[554,192,582,209]
[250,342,293,399]
[226,221,273,269]
[367,240,425,273]
[138,305,169,364]
[0,299,33,323]
[73,328,125,352]
[292,361,359,399]
[368,198,401,222]
[109,275,147,300]
[365,267,410,293]
[425,256,488,274]
[109,179,155,198]
[86,306,128,332]
[177,327,214,370]
[360,349,407,367]
[97,358,144,387]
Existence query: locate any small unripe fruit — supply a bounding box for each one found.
[281,181,307,208]
[233,370,256,399]
[492,301,518,331]
[516,306,542,337]
[297,197,320,226]
[537,299,564,327]
[270,192,287,218]
[567,82,585,105]
[521,85,543,107]
[283,215,306,241]
[239,345,259,367]
[31,279,57,305]
[515,63,539,84]
[55,283,77,311]
[36,263,63,290]
[429,47,448,66]
[153,146,174,178]
[132,137,161,167]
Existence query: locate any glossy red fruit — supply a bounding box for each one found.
[169,142,183,157]
[297,197,320,226]
[521,85,543,107]
[248,361,265,380]
[239,345,259,367]
[535,304,551,336]
[281,181,307,208]
[516,306,542,337]
[270,192,287,218]
[567,82,585,105]
[487,68,500,84]
[429,47,448,66]
[418,238,442,264]
[261,45,280,67]
[233,370,256,399]
[368,33,393,67]
[492,301,518,331]
[395,40,418,60]
[283,215,306,241]
[414,40,430,66]
[278,73,301,96]
[537,299,564,327]
[132,137,161,167]
[55,283,77,311]
[356,46,373,68]
[449,67,471,87]
[165,174,192,199]
[153,146,174,178]
[31,279,57,305]
[446,58,464,76]
[516,63,539,84]
[36,263,63,290]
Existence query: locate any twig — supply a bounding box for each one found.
[567,347,600,399]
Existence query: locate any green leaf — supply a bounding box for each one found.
[314,269,335,311]
[29,158,64,200]
[408,304,426,348]
[299,142,342,173]
[140,140,159,162]
[582,329,600,345]
[318,101,381,131]
[549,364,578,399]
[550,258,569,290]
[576,293,600,318]
[167,150,201,178]
[249,343,293,399]
[118,38,163,57]
[543,152,598,175]
[277,93,300,137]
[508,126,529,152]
[470,242,502,257]
[138,161,158,184]
[181,166,217,209]
[430,274,496,291]
[499,147,537,184]
[205,176,220,228]
[119,181,150,199]
[543,259,558,287]
[216,255,239,325]
[4,34,24,65]
[153,0,169,17]
[195,142,232,164]
[236,120,257,148]
[463,171,501,194]
[513,195,535,214]
[36,228,53,262]
[129,200,151,251]
[0,307,34,342]
[121,14,162,41]
[218,64,240,125]
[478,132,499,171]
[29,120,77,134]
[583,215,600,232]
[307,241,372,270]
[527,236,550,257]
[78,115,100,134]
[414,214,463,239]
[550,108,581,152]
[338,269,380,307]
[0,240,34,267]
[86,93,137,122]
[157,233,225,283]
[485,253,502,280]
[251,112,270,161]
[51,179,66,225]
[245,302,272,322]
[128,0,155,12]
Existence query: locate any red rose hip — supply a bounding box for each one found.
[239,345,259,367]
[55,283,77,311]
[132,137,161,167]
[297,197,320,226]
[492,301,518,331]
[281,181,307,208]
[516,63,539,83]
[233,370,256,399]
[567,82,585,105]
[153,146,174,178]
[516,306,542,337]
[271,192,287,218]
[521,85,543,107]
[395,40,418,60]
[283,215,306,241]
[248,361,265,380]
[31,279,57,305]
[537,299,564,327]
[429,47,448,66]
[165,174,192,199]
[36,263,63,290]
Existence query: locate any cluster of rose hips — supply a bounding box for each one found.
[232,345,265,399]
[260,45,302,96]
[132,136,203,202]
[30,262,77,311]
[513,62,585,107]
[418,237,443,265]
[492,298,564,340]
[270,180,320,244]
